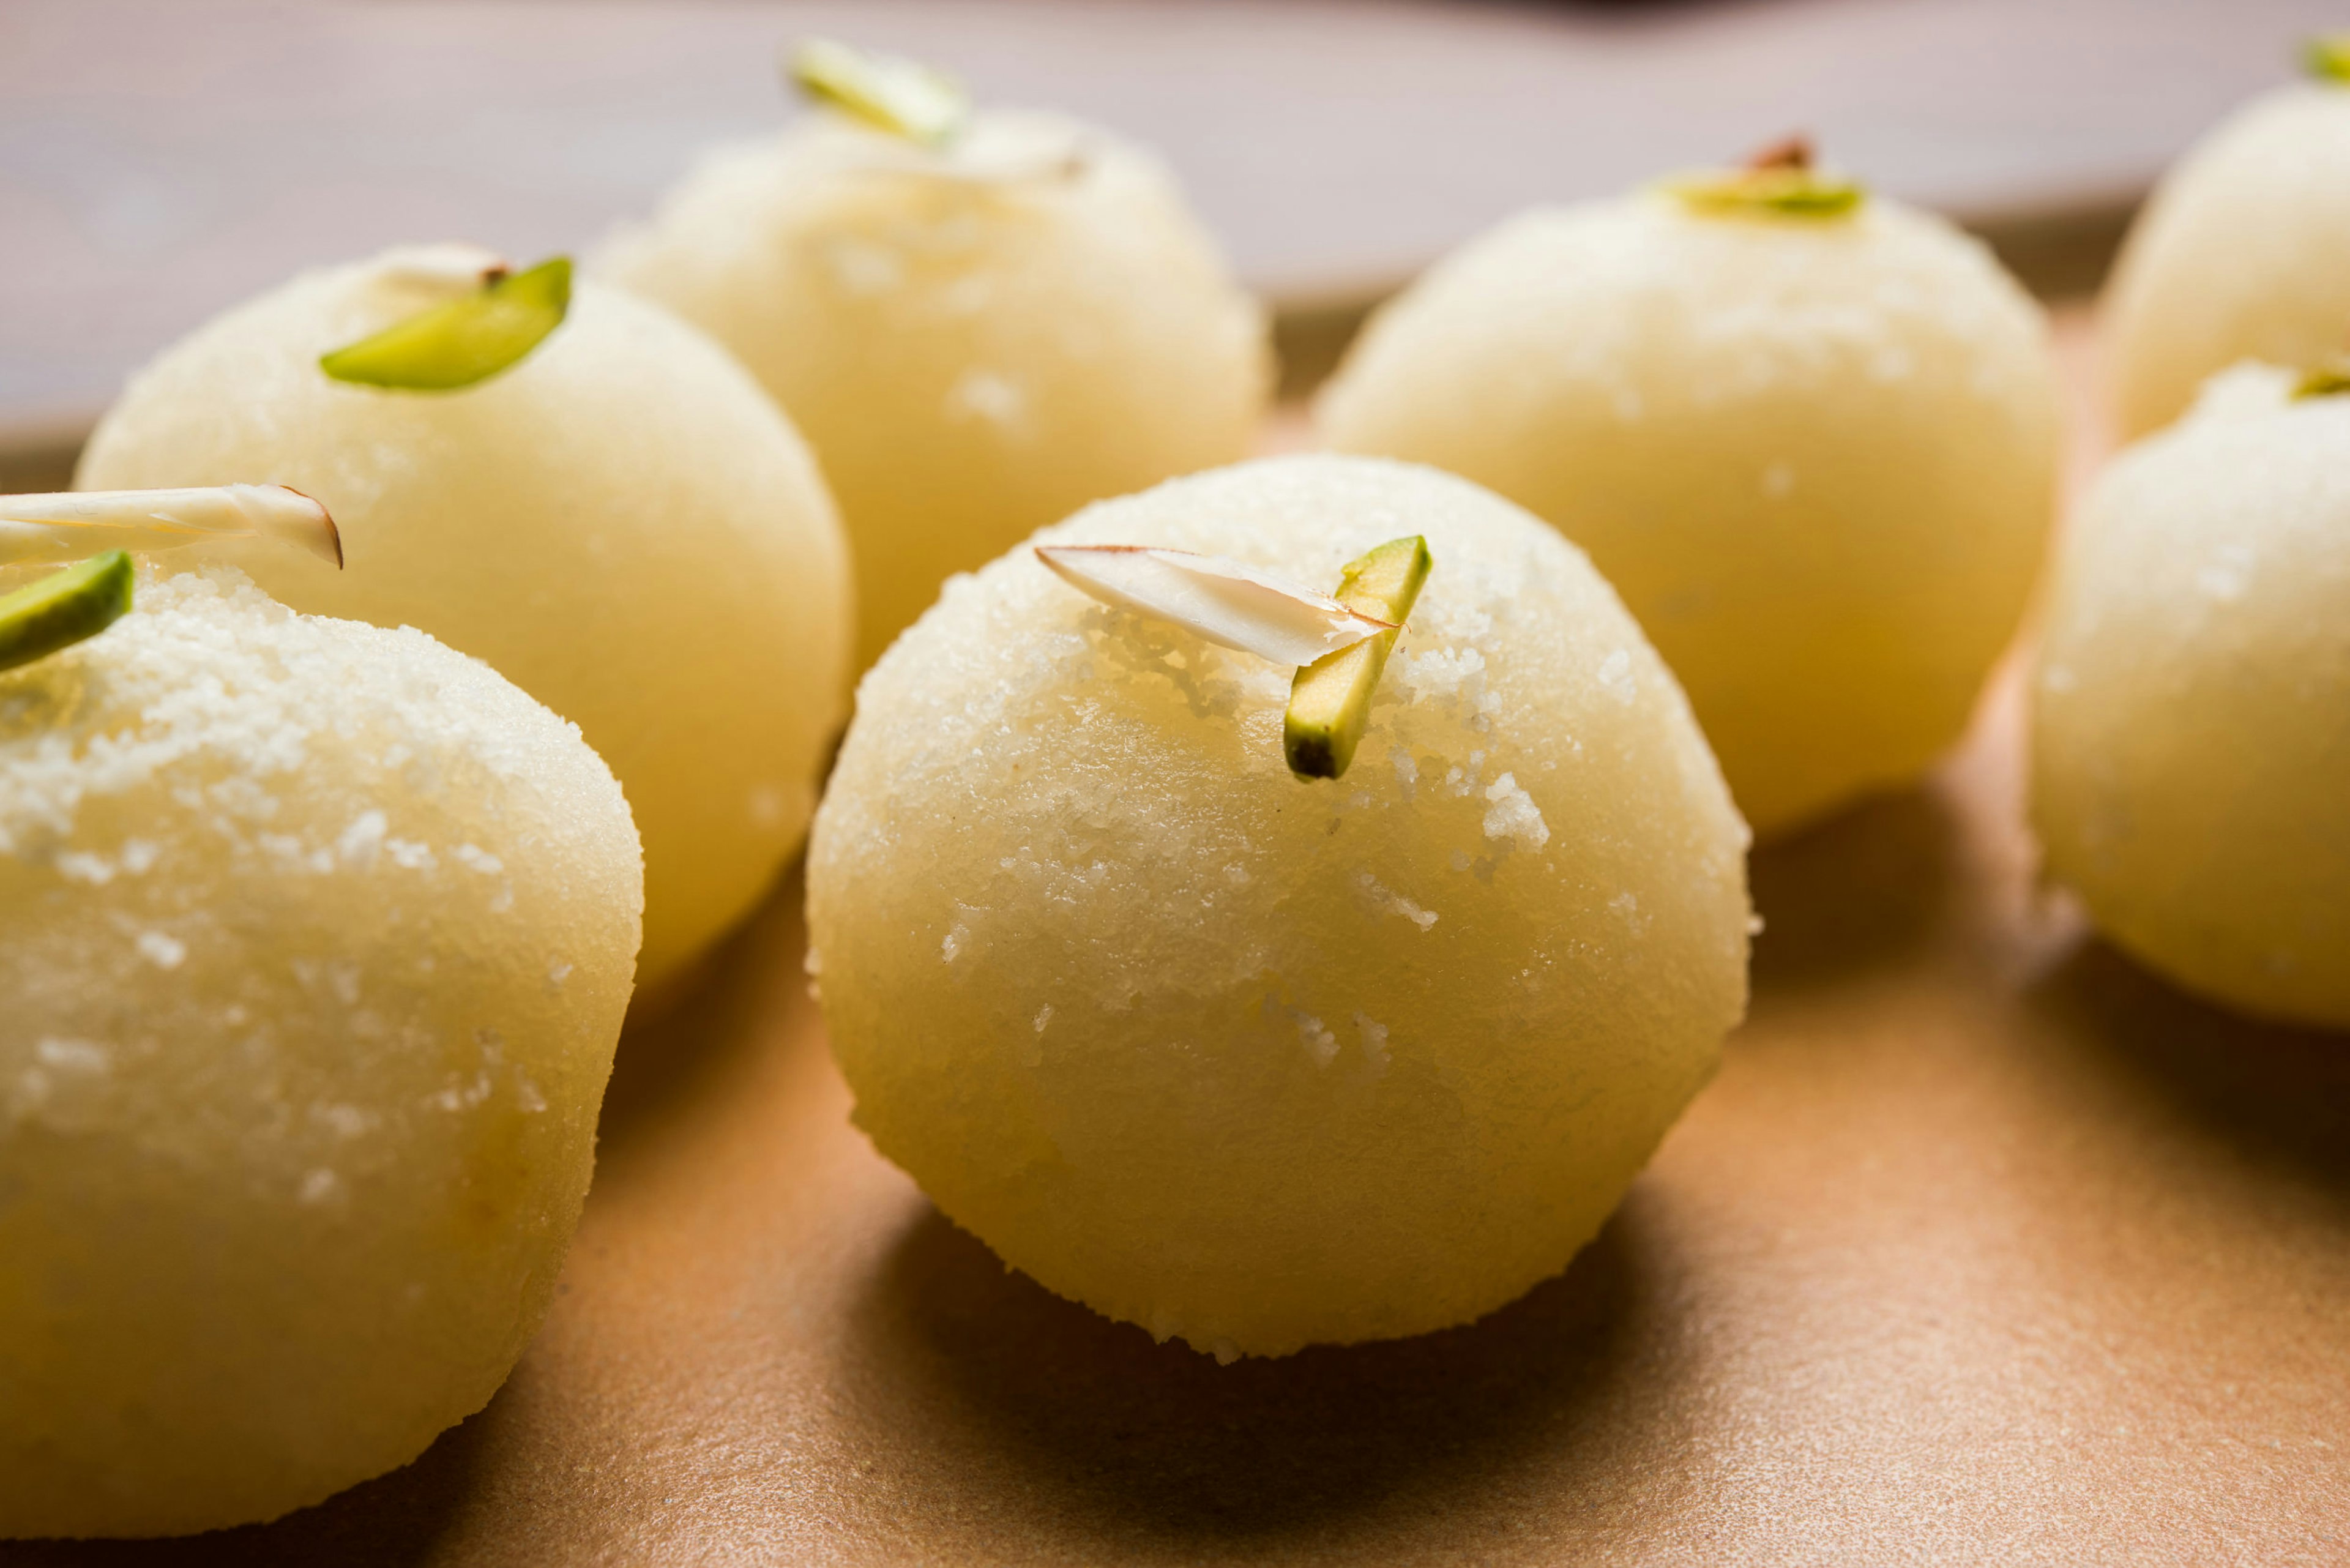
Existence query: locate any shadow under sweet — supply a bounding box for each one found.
[834,1188,1692,1555]
[0,1408,487,1568]
[596,865,811,1165]
[1746,782,1965,998]
[2023,937,2350,1198]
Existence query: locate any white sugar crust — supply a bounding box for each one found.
[2032,370,2350,1027]
[2106,84,2350,437]
[0,566,641,1537]
[1320,190,2060,837]
[594,107,1270,670]
[808,455,1751,1359]
[75,256,846,991]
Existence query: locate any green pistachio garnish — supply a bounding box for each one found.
[1665,167,1865,218]
[1663,134,1865,219]
[2292,356,2350,399]
[2304,33,2350,82]
[319,256,571,391]
[789,37,970,147]
[1285,536,1433,781]
[0,551,133,675]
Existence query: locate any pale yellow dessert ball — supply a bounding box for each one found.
[597,108,1270,669]
[1,567,642,1538]
[76,250,851,993]
[2032,367,2350,1028]
[2106,83,2350,438]
[807,456,1751,1360]
[1321,188,2062,838]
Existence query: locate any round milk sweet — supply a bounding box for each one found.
[598,110,1269,669]
[807,456,1751,1359]
[1320,190,2061,838]
[75,251,851,994]
[2106,83,2350,437]
[0,567,642,1537]
[2032,367,2350,1028]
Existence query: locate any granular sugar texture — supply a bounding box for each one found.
[0,567,642,1538]
[809,456,1751,1360]
[1321,191,2060,836]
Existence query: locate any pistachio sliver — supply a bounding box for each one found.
[2293,356,2350,400]
[1284,536,1431,782]
[0,550,133,674]
[790,37,970,147]
[320,256,570,391]
[1661,137,1865,219]
[2305,33,2350,83]
[1664,166,1865,218]
[1,485,341,568]
[1037,544,1395,666]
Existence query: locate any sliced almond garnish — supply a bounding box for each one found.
[372,242,513,293]
[0,485,343,569]
[1745,133,1815,173]
[1036,544,1397,667]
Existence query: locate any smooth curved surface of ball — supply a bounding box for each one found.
[808,456,1751,1360]
[76,254,850,993]
[598,110,1270,670]
[1320,192,2061,838]
[0,568,643,1537]
[2032,367,2350,1029]
[2106,84,2350,438]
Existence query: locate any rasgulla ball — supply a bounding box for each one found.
[597,107,1270,670]
[807,455,1751,1360]
[1321,179,2062,837]
[2032,365,2350,1028]
[2106,77,2350,437]
[75,246,851,994]
[1,566,642,1537]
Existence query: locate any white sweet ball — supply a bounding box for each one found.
[2032,367,2350,1028]
[808,456,1750,1360]
[598,110,1270,669]
[75,252,851,993]
[0,567,642,1537]
[2106,84,2350,437]
[1321,190,2062,837]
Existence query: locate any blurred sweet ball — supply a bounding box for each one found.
[597,40,1270,670]
[2032,364,2350,1030]
[2105,39,2350,438]
[807,455,1750,1361]
[1319,145,2061,839]
[1,564,643,1537]
[73,244,852,996]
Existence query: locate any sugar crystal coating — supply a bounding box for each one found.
[597,108,1270,668]
[807,456,1751,1359]
[1320,192,2061,837]
[2032,367,2350,1028]
[75,255,849,993]
[0,567,643,1537]
[2106,85,2350,437]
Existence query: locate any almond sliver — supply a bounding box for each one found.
[0,485,343,569]
[1037,544,1395,666]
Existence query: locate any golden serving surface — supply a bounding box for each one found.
[7,316,2347,1568]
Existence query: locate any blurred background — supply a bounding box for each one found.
[1,0,2338,478]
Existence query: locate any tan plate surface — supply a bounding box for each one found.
[8,317,2350,1567]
